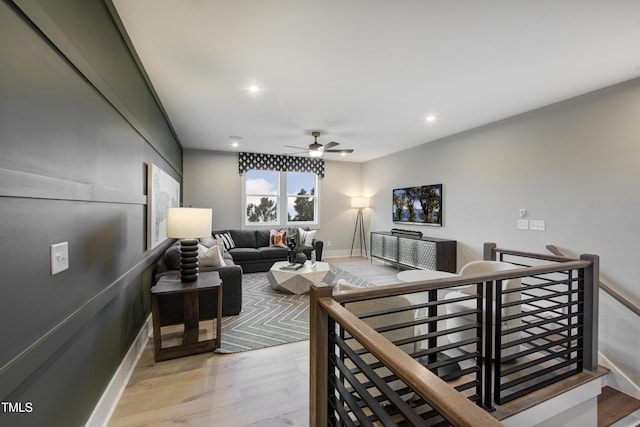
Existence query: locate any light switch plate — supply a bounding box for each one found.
[51,242,69,275]
[530,220,546,231]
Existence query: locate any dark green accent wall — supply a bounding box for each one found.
[0,0,182,425]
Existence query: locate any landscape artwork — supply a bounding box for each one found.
[392,184,442,226]
[147,163,180,249]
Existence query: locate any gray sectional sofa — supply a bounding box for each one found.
[214,228,323,273]
[152,228,323,324]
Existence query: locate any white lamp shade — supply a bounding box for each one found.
[166,207,212,238]
[351,197,369,209]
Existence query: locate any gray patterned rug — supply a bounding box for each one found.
[216,264,372,353]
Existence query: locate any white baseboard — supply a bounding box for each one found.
[323,249,370,258]
[599,351,640,399]
[85,315,151,427]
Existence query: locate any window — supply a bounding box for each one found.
[287,172,317,224]
[245,170,279,224]
[244,170,319,226]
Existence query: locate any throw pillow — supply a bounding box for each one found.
[299,228,317,246]
[198,244,226,267]
[269,229,287,248]
[213,232,236,250]
[164,243,182,270]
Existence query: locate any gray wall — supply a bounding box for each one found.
[0,1,181,426]
[363,78,640,386]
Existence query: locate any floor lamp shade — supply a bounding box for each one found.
[351,197,369,209]
[167,207,212,282]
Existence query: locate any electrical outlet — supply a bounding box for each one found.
[51,242,69,275]
[530,220,546,231]
[327,241,332,246]
[517,219,529,230]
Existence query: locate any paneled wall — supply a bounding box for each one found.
[0,1,181,425]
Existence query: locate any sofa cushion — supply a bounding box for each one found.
[258,246,289,260]
[256,229,271,248]
[227,247,260,261]
[269,229,287,248]
[229,230,256,248]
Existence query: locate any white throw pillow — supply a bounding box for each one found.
[299,228,317,246]
[198,244,226,267]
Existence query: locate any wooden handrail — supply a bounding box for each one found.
[546,244,640,318]
[333,260,591,305]
[317,295,504,427]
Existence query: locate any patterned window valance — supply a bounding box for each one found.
[238,152,325,178]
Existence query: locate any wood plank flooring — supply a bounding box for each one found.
[108,257,393,427]
[107,258,635,426]
[108,340,310,426]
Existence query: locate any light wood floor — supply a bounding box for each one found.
[107,257,398,427]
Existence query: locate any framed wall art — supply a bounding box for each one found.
[147,163,180,250]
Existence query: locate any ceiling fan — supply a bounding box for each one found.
[286,131,354,157]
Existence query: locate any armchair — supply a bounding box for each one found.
[444,260,522,358]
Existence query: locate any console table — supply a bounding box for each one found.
[370,231,456,273]
[151,271,223,362]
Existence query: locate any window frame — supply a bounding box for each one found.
[242,169,320,229]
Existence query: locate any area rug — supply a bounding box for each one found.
[216,264,372,353]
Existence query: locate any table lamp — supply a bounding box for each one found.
[167,207,212,282]
[350,197,369,257]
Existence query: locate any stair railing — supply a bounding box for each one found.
[310,242,600,426]
[546,244,639,318]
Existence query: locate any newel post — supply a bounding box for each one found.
[580,254,599,371]
[484,242,497,261]
[310,283,333,427]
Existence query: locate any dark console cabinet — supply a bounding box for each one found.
[370,231,457,273]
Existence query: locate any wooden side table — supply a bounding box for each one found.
[151,271,223,362]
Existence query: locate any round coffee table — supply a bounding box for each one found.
[267,261,335,294]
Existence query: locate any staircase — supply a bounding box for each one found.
[598,386,640,427]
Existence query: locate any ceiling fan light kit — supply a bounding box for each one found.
[285,131,354,158]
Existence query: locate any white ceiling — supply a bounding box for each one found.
[112,1,640,163]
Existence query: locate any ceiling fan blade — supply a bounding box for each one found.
[325,149,354,154]
[285,145,309,150]
[323,141,340,150]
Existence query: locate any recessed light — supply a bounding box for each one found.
[426,115,437,123]
[229,136,242,148]
[247,85,261,93]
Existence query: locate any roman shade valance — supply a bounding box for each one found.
[238,152,325,178]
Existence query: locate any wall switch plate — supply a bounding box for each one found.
[517,219,529,230]
[51,242,69,275]
[530,220,546,231]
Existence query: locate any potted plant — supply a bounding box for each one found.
[287,228,307,265]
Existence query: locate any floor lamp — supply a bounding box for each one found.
[350,197,369,258]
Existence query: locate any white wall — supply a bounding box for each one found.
[363,78,640,386]
[183,150,243,229]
